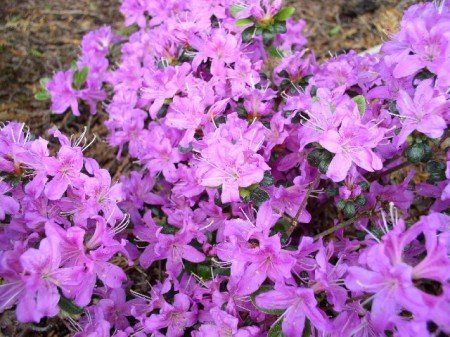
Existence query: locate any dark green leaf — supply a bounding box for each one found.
[260,172,274,186]
[268,319,285,337]
[359,181,369,191]
[196,264,213,280]
[250,188,270,206]
[250,286,286,315]
[318,158,330,174]
[302,319,311,337]
[242,26,256,43]
[268,46,285,58]
[307,149,322,167]
[58,296,83,315]
[326,187,338,197]
[262,30,276,45]
[273,21,287,34]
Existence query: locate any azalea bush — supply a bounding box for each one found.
[1,0,450,336]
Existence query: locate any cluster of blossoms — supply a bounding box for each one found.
[2,0,450,336]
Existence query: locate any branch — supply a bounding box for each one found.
[286,174,320,237]
[313,209,374,241]
[368,161,411,182]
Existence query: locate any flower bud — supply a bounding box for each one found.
[406,142,431,163]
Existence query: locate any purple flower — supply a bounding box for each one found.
[44,145,84,200]
[46,70,81,116]
[235,234,296,295]
[77,168,124,224]
[256,285,331,337]
[193,307,260,337]
[141,63,191,118]
[16,238,82,322]
[196,113,269,203]
[395,79,448,146]
[0,181,20,220]
[144,293,197,337]
[139,231,205,276]
[320,117,385,182]
[191,29,241,75]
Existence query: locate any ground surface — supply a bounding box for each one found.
[0,0,419,335]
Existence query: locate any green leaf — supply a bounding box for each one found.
[29,48,43,58]
[72,67,89,90]
[178,143,193,153]
[35,91,51,101]
[236,18,253,27]
[329,25,342,37]
[239,187,251,202]
[274,7,295,21]
[39,77,50,89]
[302,319,311,337]
[353,95,366,116]
[58,296,83,315]
[262,30,276,45]
[268,319,285,337]
[250,286,286,315]
[70,60,78,70]
[250,187,269,207]
[260,172,274,186]
[196,264,213,280]
[230,4,245,18]
[267,46,285,58]
[118,24,139,36]
[273,21,287,34]
[242,26,256,43]
[307,149,322,167]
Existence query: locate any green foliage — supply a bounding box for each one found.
[72,67,89,90]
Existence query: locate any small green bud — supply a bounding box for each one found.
[326,187,339,197]
[250,188,270,207]
[307,149,322,167]
[355,194,366,206]
[406,142,431,163]
[239,188,251,202]
[336,200,346,210]
[359,181,370,191]
[318,159,330,174]
[343,202,356,218]
[426,160,446,183]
